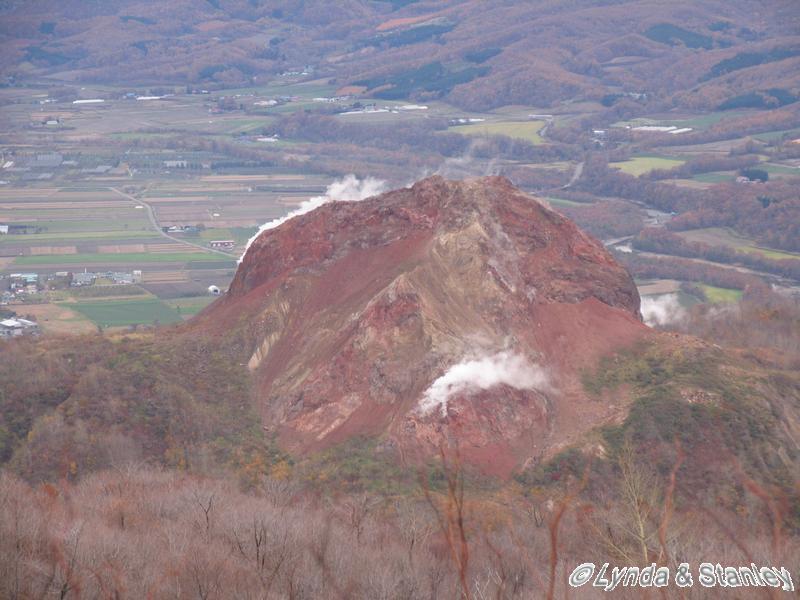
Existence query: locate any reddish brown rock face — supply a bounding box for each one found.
[200,176,650,476]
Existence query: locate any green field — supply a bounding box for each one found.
[205,117,273,135]
[740,245,800,260]
[545,196,590,207]
[67,284,150,299]
[64,298,183,327]
[610,155,685,176]
[14,252,230,266]
[762,163,800,177]
[692,171,735,184]
[676,227,800,260]
[664,111,745,129]
[450,120,545,144]
[110,132,177,140]
[8,217,151,233]
[614,111,745,131]
[0,230,157,243]
[222,81,338,98]
[697,284,743,304]
[195,227,258,243]
[166,295,217,317]
[752,128,800,142]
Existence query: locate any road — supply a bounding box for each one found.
[535,118,583,191]
[109,187,236,258]
[562,161,584,189]
[635,249,800,290]
[603,235,634,247]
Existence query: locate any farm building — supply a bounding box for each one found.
[71,272,96,287]
[109,271,142,285]
[31,153,63,168]
[0,318,40,338]
[163,225,199,233]
[209,240,235,250]
[9,273,38,290]
[0,224,8,234]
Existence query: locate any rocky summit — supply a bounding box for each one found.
[200,176,651,475]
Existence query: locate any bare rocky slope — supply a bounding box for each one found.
[199,176,652,475]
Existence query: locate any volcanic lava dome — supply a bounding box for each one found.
[200,176,650,475]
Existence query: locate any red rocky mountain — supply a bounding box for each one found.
[199,176,652,475]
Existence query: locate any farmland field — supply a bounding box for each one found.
[692,171,735,184]
[762,163,800,177]
[609,155,685,176]
[613,111,746,131]
[661,111,746,130]
[64,298,184,327]
[545,197,590,208]
[635,279,681,295]
[676,227,800,260]
[752,128,800,142]
[11,302,97,335]
[698,284,743,304]
[14,252,231,266]
[1,74,797,337]
[166,295,217,317]
[0,230,157,243]
[0,216,152,233]
[449,120,545,144]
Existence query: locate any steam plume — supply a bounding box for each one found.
[417,351,548,417]
[240,174,386,262]
[434,139,500,179]
[640,293,686,327]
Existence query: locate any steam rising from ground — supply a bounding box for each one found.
[434,139,500,179]
[240,174,386,262]
[417,351,549,417]
[640,294,686,327]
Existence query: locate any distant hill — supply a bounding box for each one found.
[1,0,798,111]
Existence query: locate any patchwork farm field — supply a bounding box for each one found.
[2,75,798,338]
[141,174,326,231]
[0,171,315,305]
[0,230,158,243]
[13,252,232,266]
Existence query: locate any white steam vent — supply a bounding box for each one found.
[240,174,386,263]
[640,294,685,327]
[417,351,549,417]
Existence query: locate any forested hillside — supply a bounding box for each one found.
[1,0,798,111]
